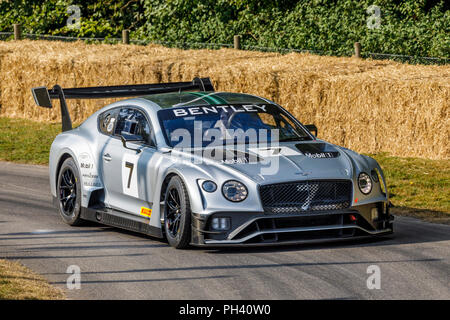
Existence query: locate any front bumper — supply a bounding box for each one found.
[191,204,394,247]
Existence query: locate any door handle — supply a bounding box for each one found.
[103,153,112,162]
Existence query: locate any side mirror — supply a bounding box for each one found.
[305,124,318,137]
[120,135,144,153]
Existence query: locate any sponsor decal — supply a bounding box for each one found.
[201,148,262,164]
[249,146,301,157]
[295,143,340,158]
[172,104,267,117]
[304,152,339,159]
[222,158,249,164]
[78,152,102,188]
[106,118,115,132]
[140,207,152,218]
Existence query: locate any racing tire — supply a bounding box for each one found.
[163,176,191,249]
[57,157,84,226]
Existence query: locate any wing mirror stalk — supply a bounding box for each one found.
[305,124,318,137]
[120,135,144,153]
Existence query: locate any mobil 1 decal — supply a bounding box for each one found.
[295,143,340,158]
[78,152,102,188]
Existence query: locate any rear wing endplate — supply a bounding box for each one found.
[31,77,214,132]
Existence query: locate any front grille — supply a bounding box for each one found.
[259,180,352,214]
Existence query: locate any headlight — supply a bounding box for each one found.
[358,172,372,194]
[222,180,248,202]
[202,180,217,193]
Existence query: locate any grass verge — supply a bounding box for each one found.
[0,117,61,164]
[368,153,449,224]
[0,259,65,300]
[0,117,448,223]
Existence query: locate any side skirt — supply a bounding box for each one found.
[80,206,163,239]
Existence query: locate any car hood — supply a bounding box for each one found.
[172,140,371,185]
[219,141,354,184]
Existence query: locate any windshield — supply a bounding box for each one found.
[158,104,312,148]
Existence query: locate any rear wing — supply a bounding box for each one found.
[31,77,214,132]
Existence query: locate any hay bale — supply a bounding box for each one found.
[0,40,448,159]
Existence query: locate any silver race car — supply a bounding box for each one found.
[32,78,393,248]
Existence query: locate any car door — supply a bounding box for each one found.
[99,107,157,218]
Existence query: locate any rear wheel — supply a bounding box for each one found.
[164,176,191,249]
[57,157,83,226]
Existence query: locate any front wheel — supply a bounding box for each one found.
[163,176,191,249]
[57,157,83,226]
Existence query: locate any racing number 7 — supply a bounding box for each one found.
[125,162,134,188]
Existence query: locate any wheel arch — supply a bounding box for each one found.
[159,171,195,213]
[159,168,202,214]
[51,147,78,197]
[55,152,74,189]
[160,172,178,203]
[159,170,193,249]
[52,144,104,208]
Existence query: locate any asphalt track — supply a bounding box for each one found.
[0,161,449,300]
